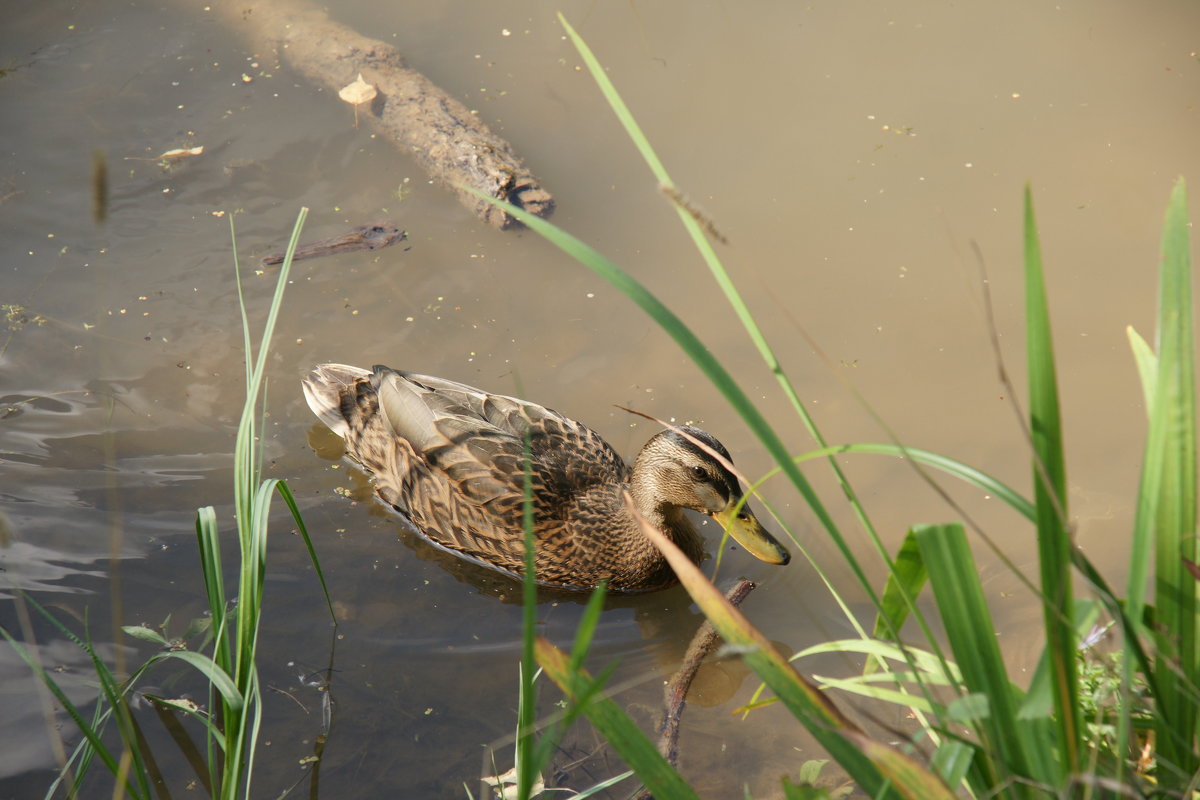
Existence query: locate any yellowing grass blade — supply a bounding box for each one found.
[630,494,952,799]
[534,638,699,800]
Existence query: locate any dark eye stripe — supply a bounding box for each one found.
[659,426,740,501]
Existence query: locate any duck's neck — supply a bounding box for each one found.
[629,498,682,539]
[628,467,700,555]
[628,464,667,528]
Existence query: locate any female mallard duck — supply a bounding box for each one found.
[302,364,790,592]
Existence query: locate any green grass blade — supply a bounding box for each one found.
[121,626,169,647]
[21,596,156,797]
[195,207,309,800]
[536,637,701,800]
[796,444,1035,522]
[1141,178,1198,776]
[0,625,142,798]
[556,13,668,182]
[781,779,836,800]
[809,678,941,715]
[516,436,544,800]
[795,639,960,685]
[270,479,336,622]
[485,25,960,729]
[1023,186,1079,772]
[151,651,243,711]
[1126,325,1157,415]
[929,739,975,790]
[570,584,608,673]
[556,12,799,426]
[1011,716,1060,786]
[527,583,609,776]
[81,627,154,800]
[242,669,265,797]
[194,506,231,669]
[142,693,228,752]
[870,529,928,658]
[915,523,1035,792]
[231,208,307,531]
[562,769,635,798]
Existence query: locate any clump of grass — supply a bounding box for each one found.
[475,15,1198,799]
[1,208,334,799]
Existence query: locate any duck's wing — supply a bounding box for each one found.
[373,367,628,517]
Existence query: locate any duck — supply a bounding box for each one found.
[301,364,791,592]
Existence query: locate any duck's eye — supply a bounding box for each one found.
[689,465,706,481]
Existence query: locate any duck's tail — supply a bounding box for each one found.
[301,363,372,439]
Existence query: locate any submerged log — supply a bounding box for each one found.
[208,0,554,229]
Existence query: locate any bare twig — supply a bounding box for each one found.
[633,579,756,800]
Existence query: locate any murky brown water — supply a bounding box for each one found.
[3,0,1199,797]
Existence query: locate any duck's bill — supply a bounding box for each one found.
[713,501,791,565]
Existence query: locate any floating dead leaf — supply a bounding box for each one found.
[338,72,376,105]
[338,73,377,128]
[482,766,543,800]
[124,146,205,163]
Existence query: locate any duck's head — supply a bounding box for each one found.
[631,426,791,565]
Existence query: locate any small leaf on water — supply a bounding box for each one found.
[338,73,377,106]
[160,146,204,159]
[123,146,204,162]
[482,766,544,799]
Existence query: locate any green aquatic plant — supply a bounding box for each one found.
[1,208,333,800]
[475,14,1198,799]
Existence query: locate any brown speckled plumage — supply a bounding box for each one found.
[302,364,789,592]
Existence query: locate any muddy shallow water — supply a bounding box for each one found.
[2,0,1199,797]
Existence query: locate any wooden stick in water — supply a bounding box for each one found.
[260,221,406,266]
[633,578,757,800]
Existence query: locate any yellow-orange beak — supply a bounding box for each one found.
[713,500,790,565]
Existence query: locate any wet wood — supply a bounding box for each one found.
[261,221,406,265]
[204,0,554,230]
[634,579,757,800]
